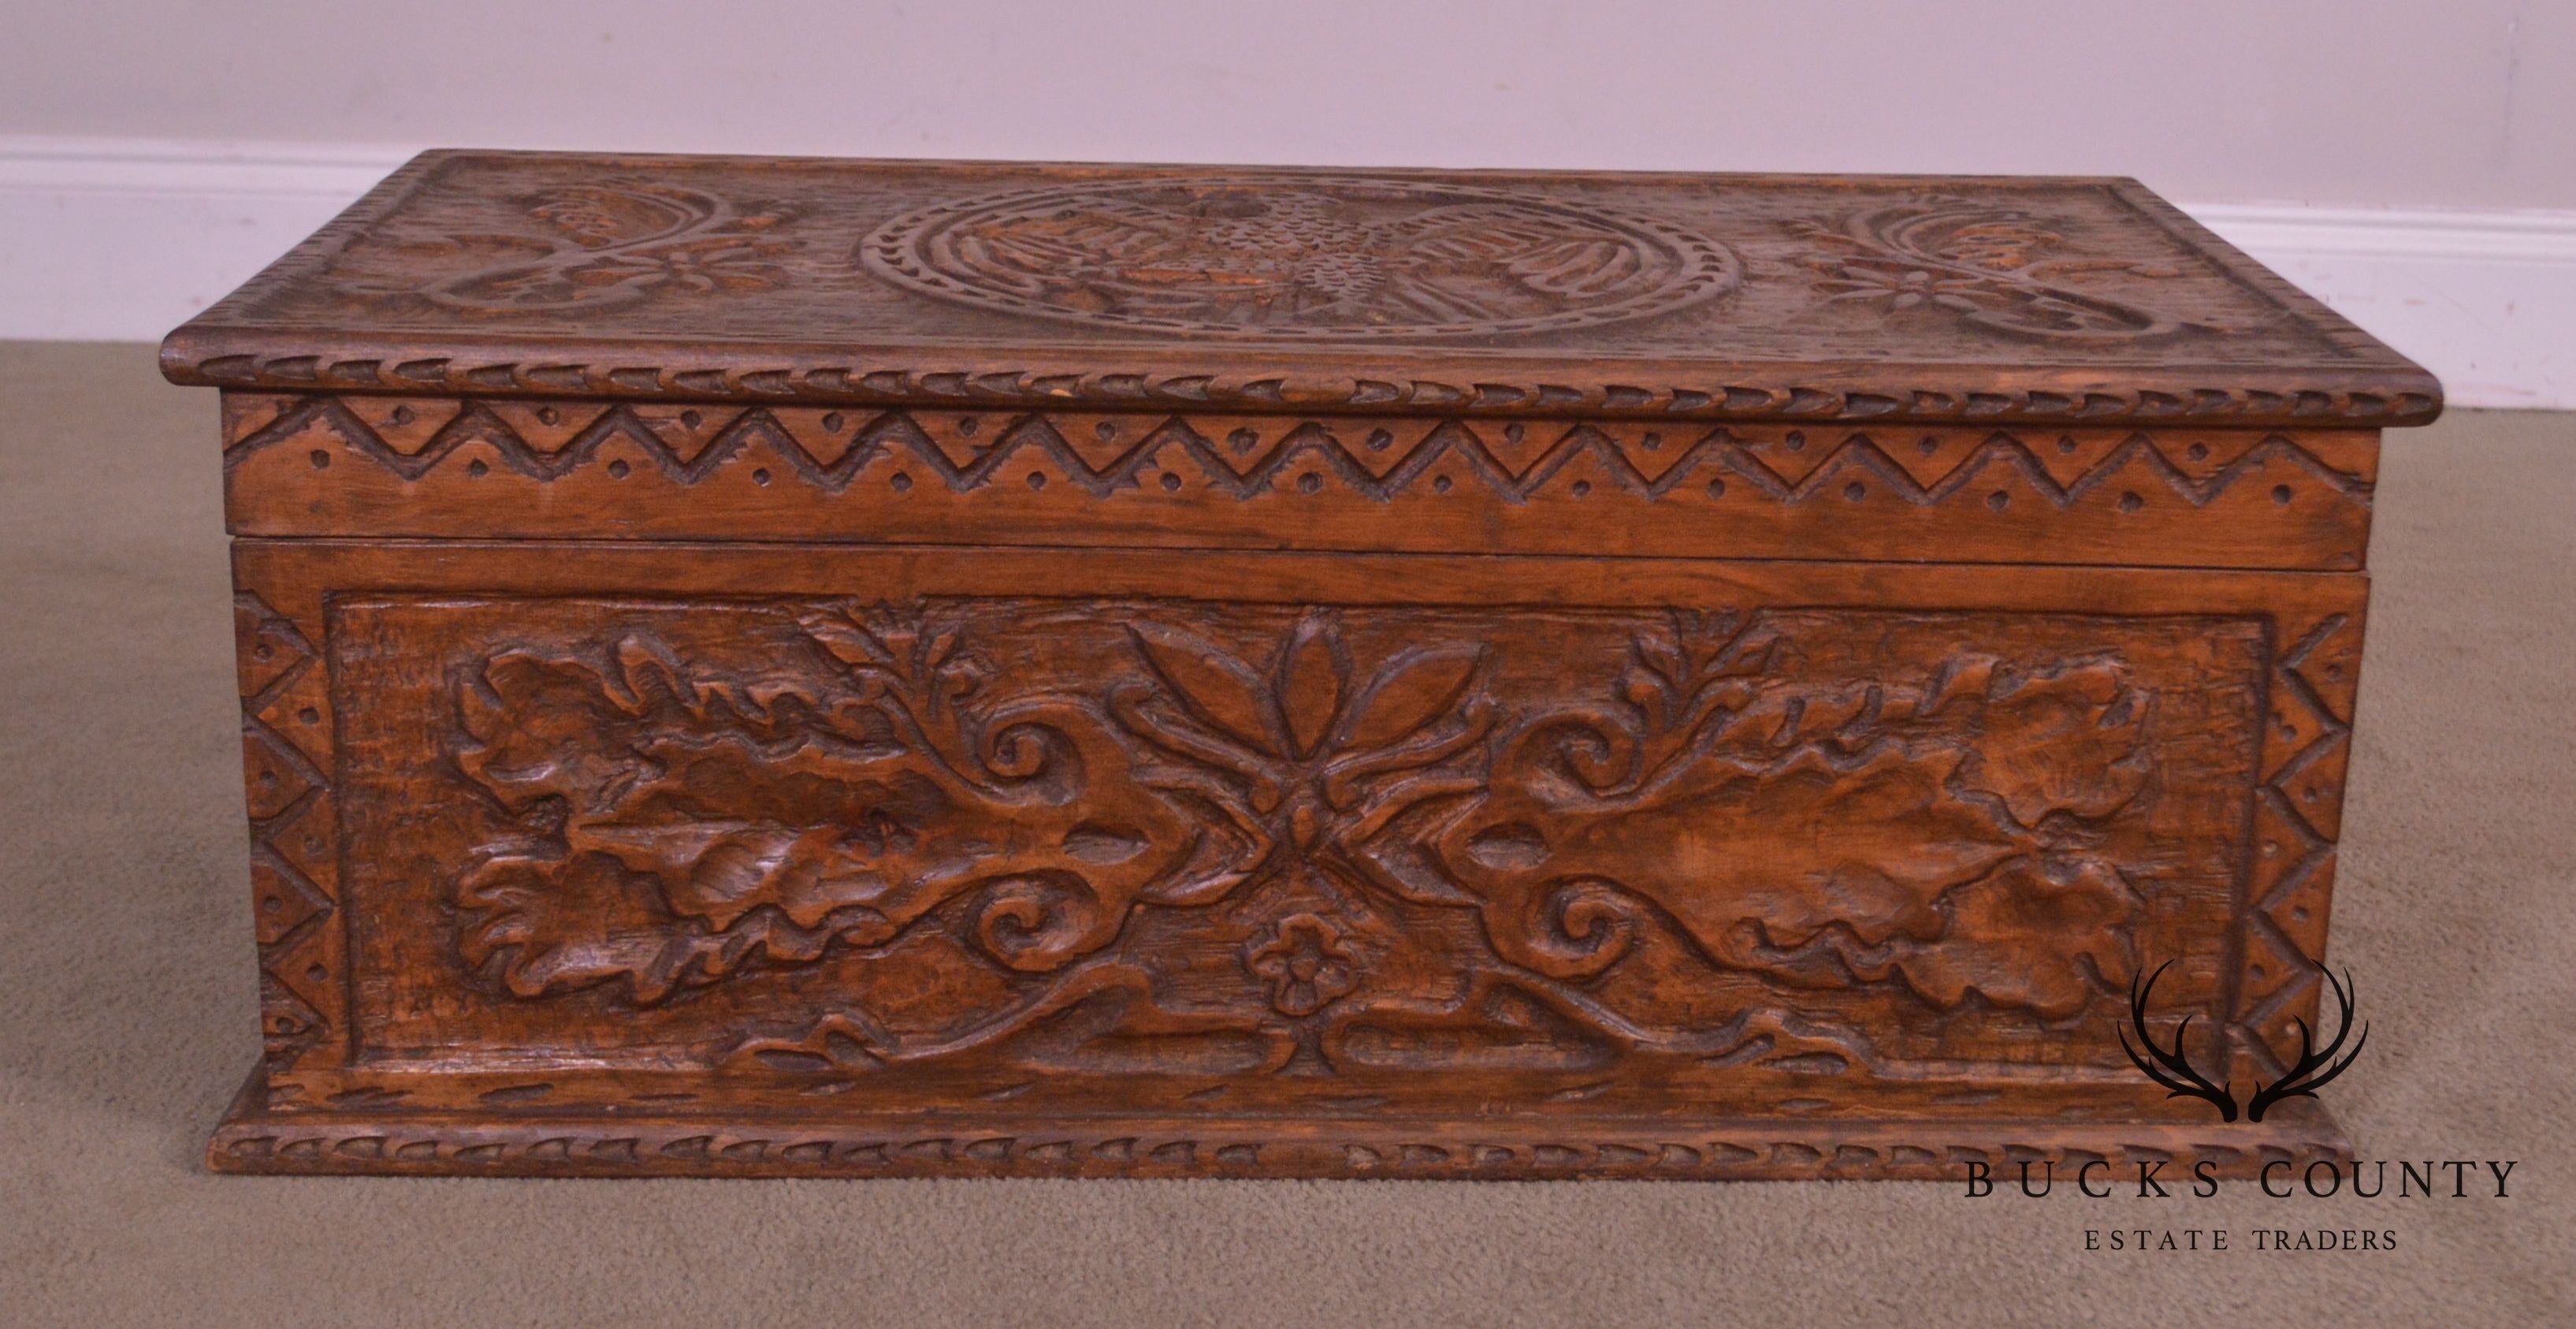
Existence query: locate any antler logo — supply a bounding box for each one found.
[2120,959,2369,1122]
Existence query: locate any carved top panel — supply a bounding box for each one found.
[862,176,1742,339]
[163,153,2437,426]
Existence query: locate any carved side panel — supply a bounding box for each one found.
[302,591,2290,1120]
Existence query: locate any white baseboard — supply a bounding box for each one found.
[5,136,2570,409]
[0,137,410,342]
[2184,203,2575,410]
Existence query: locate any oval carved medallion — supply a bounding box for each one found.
[861,175,1741,338]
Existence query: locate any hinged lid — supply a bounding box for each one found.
[163,151,2438,428]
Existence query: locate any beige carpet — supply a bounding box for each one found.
[1,341,2568,1327]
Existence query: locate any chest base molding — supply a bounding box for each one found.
[210,1070,2346,1181]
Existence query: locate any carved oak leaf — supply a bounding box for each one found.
[1875,858,2136,1021]
[457,635,845,813]
[452,630,1243,1003]
[1468,745,2032,966]
[563,741,950,934]
[1412,631,2153,1019]
[458,852,734,1004]
[455,650,657,810]
[1953,657,2152,826]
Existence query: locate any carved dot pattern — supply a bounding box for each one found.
[2236,612,2362,1077]
[232,594,339,1077]
[225,396,2376,523]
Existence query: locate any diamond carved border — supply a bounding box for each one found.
[2232,609,2364,1074]
[234,594,344,1083]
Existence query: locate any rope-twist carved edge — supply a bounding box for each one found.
[212,1121,2347,1178]
[169,348,2439,426]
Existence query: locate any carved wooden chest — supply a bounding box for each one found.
[165,153,2439,1179]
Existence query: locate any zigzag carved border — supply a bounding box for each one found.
[2231,608,2364,1076]
[223,393,2375,512]
[232,594,344,1086]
